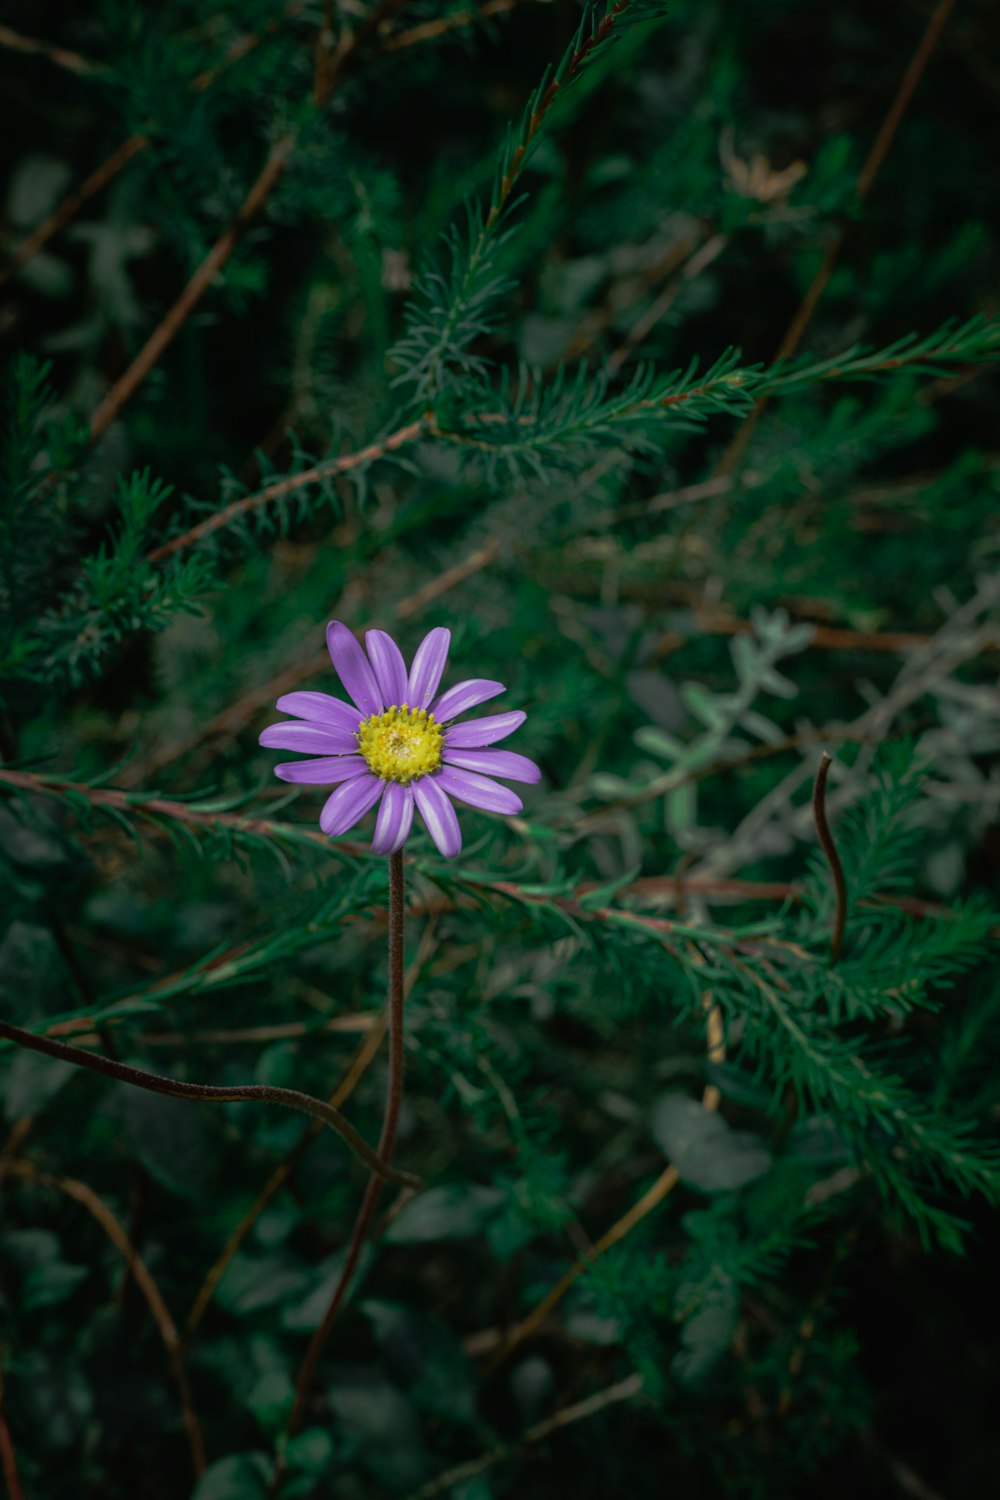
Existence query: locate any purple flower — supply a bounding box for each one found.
[259,623,541,857]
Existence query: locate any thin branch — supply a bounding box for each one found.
[385,0,522,52]
[140,1015,377,1047]
[403,1373,644,1500]
[87,0,404,443]
[607,233,729,377]
[0,766,357,855]
[812,753,848,963]
[0,5,306,291]
[88,133,296,442]
[0,1015,417,1188]
[145,418,430,562]
[484,997,725,1366]
[1,1159,205,1478]
[320,0,409,99]
[0,22,102,76]
[313,0,335,105]
[714,0,958,476]
[0,137,150,291]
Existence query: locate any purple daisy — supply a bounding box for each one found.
[259,623,541,857]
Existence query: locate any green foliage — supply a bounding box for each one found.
[2,1,1000,1498]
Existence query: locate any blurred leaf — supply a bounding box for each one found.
[673,1277,740,1388]
[2,1047,77,1122]
[327,1368,429,1490]
[384,1184,505,1244]
[118,1089,224,1199]
[650,1096,773,1192]
[363,1300,478,1424]
[190,1453,273,1500]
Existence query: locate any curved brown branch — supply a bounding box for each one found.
[0,1016,417,1188]
[185,1013,388,1337]
[1,1159,205,1478]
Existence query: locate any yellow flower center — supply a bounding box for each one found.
[357,704,444,784]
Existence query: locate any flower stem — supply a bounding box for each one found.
[279,849,407,1470]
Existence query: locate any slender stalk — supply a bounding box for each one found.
[813,752,848,963]
[280,849,408,1464]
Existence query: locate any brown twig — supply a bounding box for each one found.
[0,765,357,856]
[0,6,306,292]
[714,0,958,477]
[0,137,150,291]
[141,1014,377,1047]
[320,0,409,99]
[145,418,429,562]
[483,998,725,1366]
[0,22,101,76]
[812,753,848,963]
[280,848,409,1475]
[1,1159,205,1477]
[607,233,729,377]
[385,0,522,52]
[313,0,335,106]
[86,0,408,443]
[403,1373,644,1500]
[0,1014,416,1188]
[88,133,296,442]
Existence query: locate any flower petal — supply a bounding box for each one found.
[260,721,358,755]
[274,756,369,785]
[443,747,542,784]
[372,781,414,855]
[275,691,362,729]
[431,678,505,723]
[406,627,451,709]
[413,776,462,858]
[365,629,409,708]
[444,710,525,748]
[326,622,383,717]
[435,766,522,816]
[320,774,384,836]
